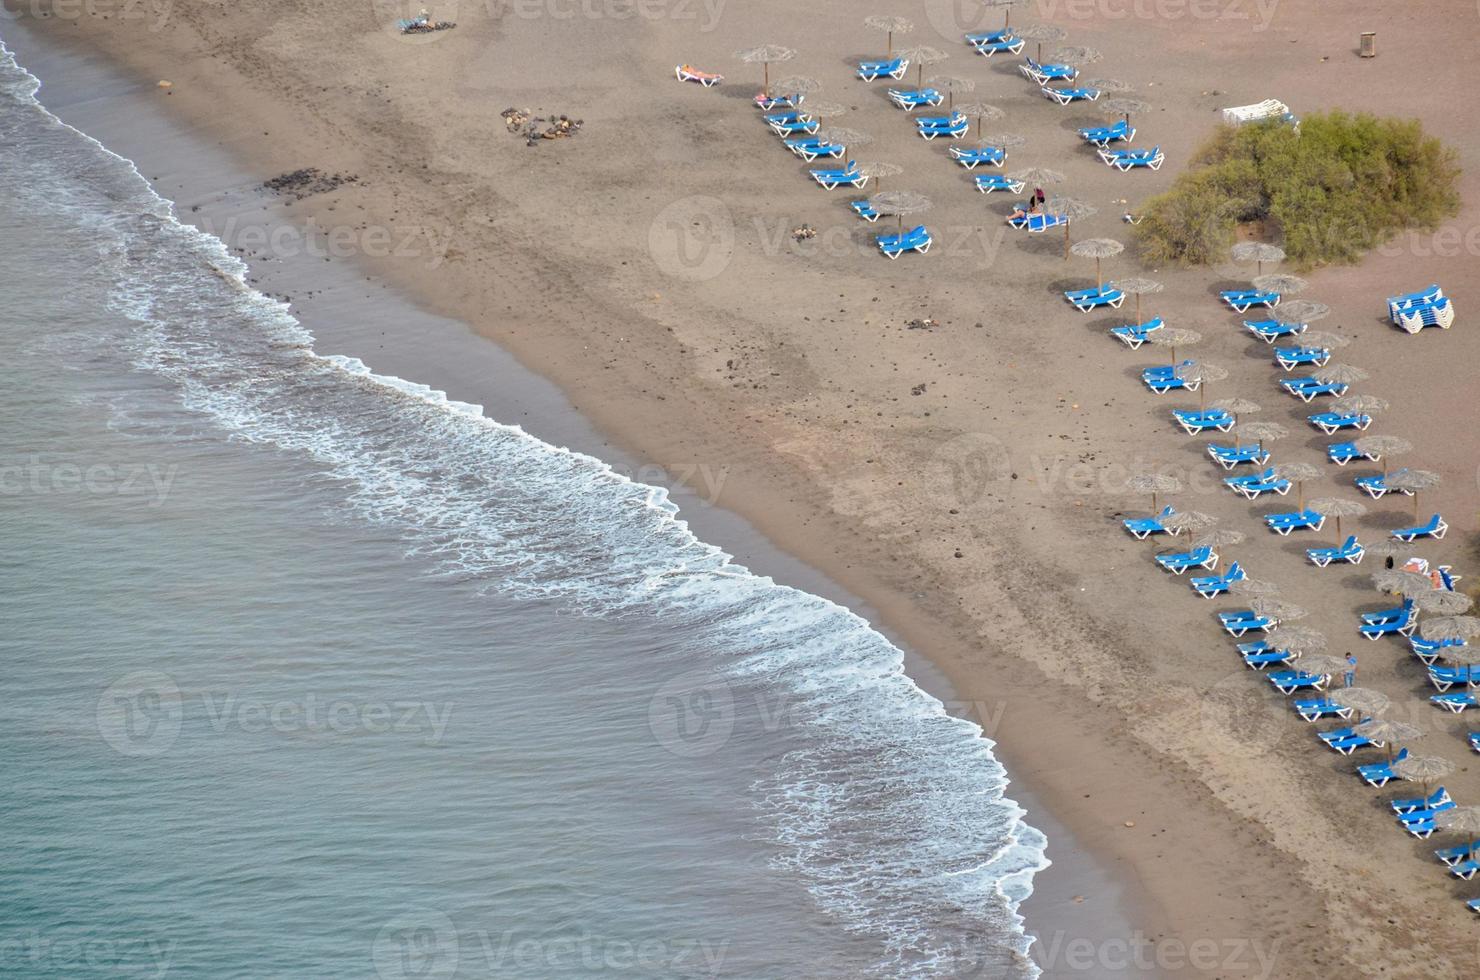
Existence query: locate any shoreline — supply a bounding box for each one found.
[0,20,1155,973]
[13,0,1480,975]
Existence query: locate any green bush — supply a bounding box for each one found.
[1137,111,1461,268]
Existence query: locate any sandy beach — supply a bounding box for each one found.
[12,0,1480,974]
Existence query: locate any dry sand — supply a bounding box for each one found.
[11,0,1480,974]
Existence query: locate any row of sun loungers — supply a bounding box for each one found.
[966,29,1023,57]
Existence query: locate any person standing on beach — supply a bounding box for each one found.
[1344,653,1358,688]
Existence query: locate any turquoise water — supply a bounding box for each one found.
[0,36,1045,979]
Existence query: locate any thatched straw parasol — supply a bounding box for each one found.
[1273,625,1327,655]
[898,44,948,88]
[980,0,1029,29]
[1414,590,1473,615]
[1232,241,1285,276]
[1099,95,1149,128]
[1012,23,1066,61]
[1236,420,1288,454]
[1314,363,1370,387]
[1126,472,1182,512]
[1230,577,1282,598]
[1308,497,1367,539]
[771,74,822,101]
[1372,568,1437,597]
[1297,330,1351,351]
[737,45,798,98]
[1070,237,1123,286]
[1386,468,1441,521]
[1086,78,1134,94]
[867,190,932,232]
[1044,196,1098,259]
[1115,277,1162,323]
[1271,461,1320,508]
[1392,752,1450,794]
[1252,597,1306,623]
[803,101,848,127]
[1274,300,1330,324]
[1353,434,1412,475]
[978,130,1024,152]
[1330,394,1388,417]
[864,15,914,56]
[1434,807,1480,861]
[814,127,872,165]
[956,103,1005,139]
[1177,362,1228,409]
[856,161,902,191]
[1052,45,1102,66]
[1008,166,1066,188]
[1160,510,1216,535]
[1252,273,1309,296]
[1421,616,1480,643]
[926,74,975,111]
[1147,326,1202,366]
[1328,686,1389,718]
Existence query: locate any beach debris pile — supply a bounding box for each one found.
[501,108,584,146]
[263,168,359,201]
[791,224,816,242]
[398,9,456,34]
[905,317,938,330]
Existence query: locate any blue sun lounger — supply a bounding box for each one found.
[1221,610,1275,636]
[1472,732,1480,752]
[969,33,1025,56]
[811,162,868,189]
[1308,411,1371,434]
[764,110,807,125]
[771,117,819,136]
[1143,361,1199,394]
[1243,319,1306,343]
[785,138,844,161]
[916,117,969,140]
[1436,838,1479,866]
[1358,748,1407,786]
[877,225,932,259]
[1400,800,1457,838]
[1043,85,1101,105]
[1360,604,1416,640]
[1224,467,1290,499]
[1020,59,1077,84]
[1099,145,1163,171]
[1007,212,1068,232]
[850,200,880,222]
[974,174,1024,194]
[1393,514,1447,541]
[1240,641,1294,670]
[1395,297,1455,333]
[1265,509,1324,535]
[1268,669,1325,694]
[1432,692,1478,713]
[964,29,1013,44]
[1388,284,1443,321]
[1065,284,1126,311]
[950,144,1005,168]
[1327,441,1374,466]
[1320,727,1380,755]
[1156,544,1217,574]
[1221,289,1281,313]
[1207,443,1271,469]
[1394,787,1451,815]
[1191,561,1245,599]
[1123,504,1176,539]
[1111,317,1165,349]
[887,88,943,110]
[857,56,908,81]
[1280,376,1348,402]
[1428,665,1479,692]
[1273,345,1331,371]
[1354,473,1405,498]
[1308,536,1363,567]
[1078,119,1133,147]
[755,92,803,111]
[1173,408,1234,434]
[1411,635,1465,666]
[1295,697,1350,722]
[1363,599,1412,625]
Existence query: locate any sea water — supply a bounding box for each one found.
[0,36,1047,979]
